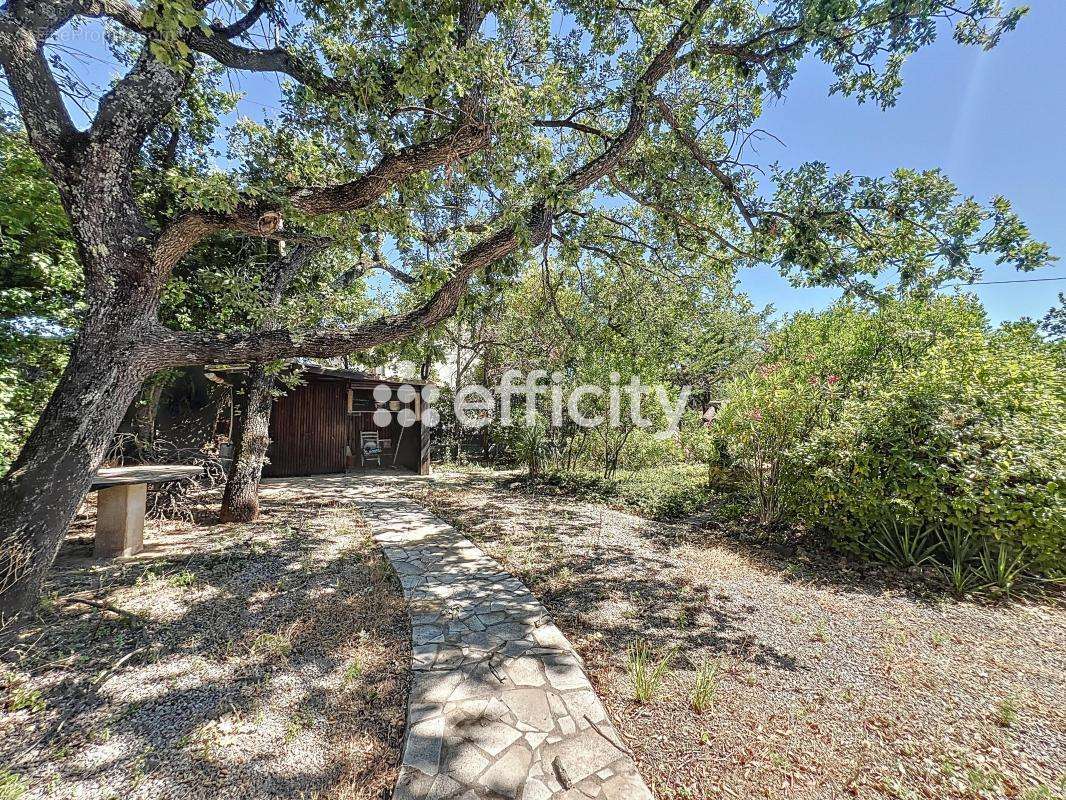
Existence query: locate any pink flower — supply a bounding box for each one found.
[757,362,780,377]
[750,409,763,421]
[827,374,840,385]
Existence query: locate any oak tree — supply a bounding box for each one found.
[0,0,1050,613]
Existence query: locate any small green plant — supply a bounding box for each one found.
[1021,784,1065,800]
[975,542,1031,596]
[135,568,162,586]
[812,620,830,643]
[552,566,573,586]
[627,640,675,704]
[343,659,363,683]
[2,674,45,715]
[36,592,59,615]
[994,695,1020,728]
[0,771,26,800]
[251,633,292,658]
[284,711,312,743]
[938,527,984,596]
[691,659,720,713]
[167,569,197,588]
[883,777,920,800]
[867,519,937,569]
[965,766,1005,795]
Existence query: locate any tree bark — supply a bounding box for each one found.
[219,364,275,522]
[0,323,152,615]
[129,381,165,460]
[217,243,318,522]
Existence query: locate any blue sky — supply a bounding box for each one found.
[742,1,1066,323]
[8,3,1064,325]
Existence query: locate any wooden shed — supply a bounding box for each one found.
[212,365,432,478]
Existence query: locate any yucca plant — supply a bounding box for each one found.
[975,541,1032,596]
[868,519,937,569]
[627,640,675,704]
[512,422,548,477]
[691,659,720,713]
[937,526,986,596]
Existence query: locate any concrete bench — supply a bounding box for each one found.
[90,465,203,558]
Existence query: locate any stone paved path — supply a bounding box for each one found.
[354,478,654,800]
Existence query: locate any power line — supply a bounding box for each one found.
[946,276,1066,288]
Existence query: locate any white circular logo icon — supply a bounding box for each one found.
[370,383,440,428]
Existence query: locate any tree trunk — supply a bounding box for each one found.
[0,328,150,615]
[216,243,318,523]
[219,364,275,523]
[129,381,165,461]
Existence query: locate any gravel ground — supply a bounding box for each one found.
[0,481,409,800]
[416,468,1066,800]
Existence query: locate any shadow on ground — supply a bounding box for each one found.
[0,478,410,800]
[420,472,804,672]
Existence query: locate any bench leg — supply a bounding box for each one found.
[94,483,147,558]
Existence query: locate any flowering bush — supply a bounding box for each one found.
[717,363,835,524]
[719,297,1066,577]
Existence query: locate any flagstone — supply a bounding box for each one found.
[352,476,652,800]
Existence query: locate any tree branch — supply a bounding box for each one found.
[655,96,757,232]
[263,242,324,308]
[211,0,269,39]
[152,204,550,366]
[152,121,491,274]
[560,0,712,191]
[532,118,610,141]
[333,257,416,288]
[152,0,714,367]
[184,31,334,86]
[676,24,803,69]
[377,262,418,285]
[90,45,188,170]
[419,221,490,246]
[0,10,84,178]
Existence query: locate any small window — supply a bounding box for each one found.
[348,389,376,413]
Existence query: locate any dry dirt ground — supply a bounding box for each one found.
[0,480,410,800]
[416,468,1066,800]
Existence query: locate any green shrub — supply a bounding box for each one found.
[719,297,1066,579]
[716,367,826,524]
[510,421,549,476]
[616,427,686,470]
[536,468,621,502]
[615,465,715,519]
[865,520,938,569]
[535,464,715,520]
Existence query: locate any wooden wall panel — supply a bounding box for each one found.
[264,379,347,477]
[263,377,431,477]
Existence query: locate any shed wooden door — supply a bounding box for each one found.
[264,380,347,477]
